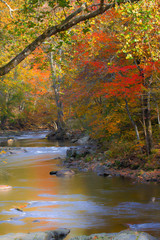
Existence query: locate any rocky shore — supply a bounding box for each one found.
[0,229,158,240]
[62,145,160,184]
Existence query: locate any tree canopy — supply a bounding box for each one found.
[0,0,139,76]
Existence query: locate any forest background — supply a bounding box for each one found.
[0,0,160,169]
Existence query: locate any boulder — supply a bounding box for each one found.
[47,130,69,141]
[70,230,157,240]
[93,164,106,176]
[66,148,90,159]
[0,228,70,240]
[66,148,78,158]
[77,135,90,145]
[50,169,75,177]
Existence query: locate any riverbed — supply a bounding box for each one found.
[0,131,160,239]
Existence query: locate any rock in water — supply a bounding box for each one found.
[50,169,75,177]
[47,130,69,141]
[0,228,70,240]
[50,171,58,175]
[7,139,14,146]
[56,169,75,177]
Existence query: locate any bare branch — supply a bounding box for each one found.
[0,0,18,18]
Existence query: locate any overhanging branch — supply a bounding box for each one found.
[0,0,139,76]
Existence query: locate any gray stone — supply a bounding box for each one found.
[93,164,106,176]
[107,175,112,178]
[66,148,90,159]
[47,130,69,141]
[66,148,78,158]
[56,169,75,177]
[32,219,40,223]
[77,135,90,145]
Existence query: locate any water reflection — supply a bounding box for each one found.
[0,131,160,239]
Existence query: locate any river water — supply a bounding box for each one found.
[0,131,160,239]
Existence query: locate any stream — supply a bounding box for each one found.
[0,130,160,239]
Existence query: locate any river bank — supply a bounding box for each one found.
[62,145,160,184]
[1,129,160,184]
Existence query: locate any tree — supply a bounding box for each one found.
[60,1,159,157]
[0,66,30,129]
[114,0,160,155]
[50,50,66,132]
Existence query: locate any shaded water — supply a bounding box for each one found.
[0,131,160,239]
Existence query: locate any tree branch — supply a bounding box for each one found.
[0,0,139,76]
[100,0,104,10]
[0,0,18,18]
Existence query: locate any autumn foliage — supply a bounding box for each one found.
[0,0,160,157]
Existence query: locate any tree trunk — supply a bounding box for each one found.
[141,93,152,155]
[152,95,160,128]
[156,103,160,127]
[0,115,7,130]
[136,59,152,155]
[50,51,65,132]
[124,98,140,142]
